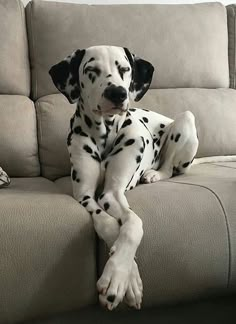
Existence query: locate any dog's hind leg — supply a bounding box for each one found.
[142,111,199,183]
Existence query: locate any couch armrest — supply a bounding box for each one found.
[227,5,236,88]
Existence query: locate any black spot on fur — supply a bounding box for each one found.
[104,202,110,211]
[175,133,181,142]
[67,131,73,146]
[114,134,125,146]
[159,130,164,137]
[99,193,105,200]
[129,108,136,112]
[72,169,77,181]
[84,115,93,128]
[130,186,133,190]
[136,155,141,163]
[106,74,112,78]
[80,131,88,137]
[91,137,96,145]
[105,119,115,126]
[107,295,116,303]
[171,134,174,141]
[83,145,93,154]
[81,82,84,88]
[92,152,101,162]
[142,117,148,123]
[125,139,135,146]
[75,108,81,118]
[82,201,88,207]
[140,147,144,153]
[146,139,149,144]
[173,166,181,174]
[83,195,90,201]
[121,119,132,128]
[74,126,81,134]
[183,162,190,168]
[105,161,109,169]
[76,178,80,183]
[96,209,102,214]
[118,219,122,226]
[70,88,80,100]
[111,148,123,156]
[160,123,165,128]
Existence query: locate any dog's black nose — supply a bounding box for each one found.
[104,85,127,104]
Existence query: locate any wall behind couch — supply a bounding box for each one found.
[22,0,235,6]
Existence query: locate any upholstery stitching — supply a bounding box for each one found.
[165,179,232,288]
[233,6,236,88]
[28,1,37,99]
[210,163,236,170]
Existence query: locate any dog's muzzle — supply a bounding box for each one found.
[103,85,127,106]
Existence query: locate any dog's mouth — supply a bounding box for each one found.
[93,103,128,115]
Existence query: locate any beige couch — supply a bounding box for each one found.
[0,0,236,323]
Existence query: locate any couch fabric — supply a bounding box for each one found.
[0,0,236,323]
[26,1,229,100]
[227,4,236,88]
[0,177,97,323]
[0,0,30,95]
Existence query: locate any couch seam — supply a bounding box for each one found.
[17,0,30,96]
[233,6,236,88]
[210,163,236,170]
[28,1,37,100]
[165,179,232,288]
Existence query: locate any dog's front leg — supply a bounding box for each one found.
[69,137,142,310]
[97,134,145,310]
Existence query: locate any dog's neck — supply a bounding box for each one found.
[75,97,127,153]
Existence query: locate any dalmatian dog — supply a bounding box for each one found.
[49,45,199,311]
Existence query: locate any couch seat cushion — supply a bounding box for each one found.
[55,163,236,306]
[0,177,96,323]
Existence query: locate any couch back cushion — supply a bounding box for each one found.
[0,0,30,96]
[36,95,75,180]
[26,1,229,100]
[0,96,40,177]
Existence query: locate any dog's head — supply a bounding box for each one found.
[49,45,154,115]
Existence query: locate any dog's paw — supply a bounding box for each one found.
[97,257,131,310]
[124,260,143,309]
[141,169,161,183]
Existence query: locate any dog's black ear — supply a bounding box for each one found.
[49,49,85,104]
[124,48,154,102]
